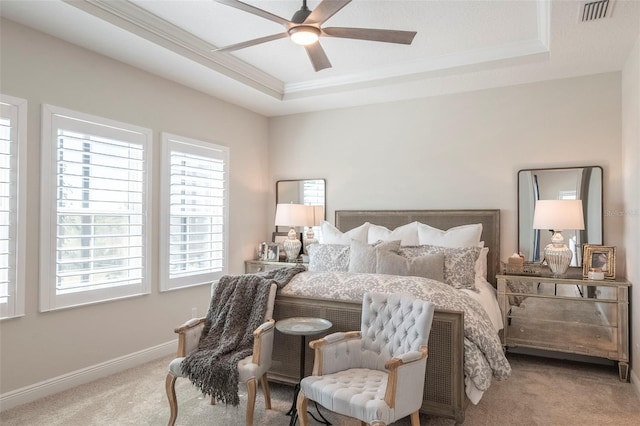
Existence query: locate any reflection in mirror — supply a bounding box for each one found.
[276,179,326,233]
[518,166,602,267]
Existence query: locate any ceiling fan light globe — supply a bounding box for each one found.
[289,26,320,46]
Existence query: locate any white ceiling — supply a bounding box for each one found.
[2,0,639,117]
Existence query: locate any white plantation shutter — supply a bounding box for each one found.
[303,179,325,206]
[0,95,26,319]
[160,133,228,291]
[40,105,151,311]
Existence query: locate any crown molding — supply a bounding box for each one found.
[64,0,284,99]
[63,0,551,102]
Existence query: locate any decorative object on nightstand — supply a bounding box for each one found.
[275,203,311,262]
[506,252,525,274]
[532,199,585,277]
[303,205,324,255]
[582,244,616,279]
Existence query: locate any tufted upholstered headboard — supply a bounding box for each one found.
[335,209,500,286]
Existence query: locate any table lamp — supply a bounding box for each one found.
[303,205,324,254]
[275,203,311,262]
[532,199,585,276]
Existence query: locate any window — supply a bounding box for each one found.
[0,95,27,320]
[40,105,152,311]
[159,133,228,291]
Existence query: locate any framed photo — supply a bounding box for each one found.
[271,232,288,261]
[265,243,280,262]
[582,244,616,279]
[272,232,288,244]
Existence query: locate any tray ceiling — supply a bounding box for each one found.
[1,0,639,116]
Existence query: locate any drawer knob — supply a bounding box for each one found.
[519,327,525,333]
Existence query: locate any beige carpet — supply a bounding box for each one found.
[1,353,639,425]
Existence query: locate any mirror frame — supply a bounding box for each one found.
[275,178,326,232]
[517,166,603,267]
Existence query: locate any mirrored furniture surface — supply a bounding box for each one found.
[518,166,602,267]
[276,179,325,233]
[245,260,307,274]
[497,270,630,382]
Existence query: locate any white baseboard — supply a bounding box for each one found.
[0,339,177,412]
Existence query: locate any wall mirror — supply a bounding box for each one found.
[518,166,603,267]
[276,179,326,232]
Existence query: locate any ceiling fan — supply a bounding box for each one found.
[214,0,417,72]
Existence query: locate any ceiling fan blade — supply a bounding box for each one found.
[304,0,351,25]
[215,0,291,26]
[323,27,417,44]
[214,33,288,52]
[304,42,332,72]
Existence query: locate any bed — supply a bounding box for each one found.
[268,209,510,424]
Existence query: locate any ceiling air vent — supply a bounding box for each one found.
[580,0,615,22]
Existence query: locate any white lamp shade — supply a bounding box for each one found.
[275,203,313,227]
[532,199,585,231]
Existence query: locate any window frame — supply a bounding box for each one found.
[159,132,229,292]
[0,94,27,320]
[40,104,152,312]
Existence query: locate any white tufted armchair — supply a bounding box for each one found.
[296,292,435,426]
[165,283,277,426]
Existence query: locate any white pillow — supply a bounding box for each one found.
[320,221,369,245]
[417,222,482,248]
[367,221,419,246]
[476,246,489,280]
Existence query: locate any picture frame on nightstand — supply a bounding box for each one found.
[265,243,279,262]
[582,244,616,279]
[272,232,288,261]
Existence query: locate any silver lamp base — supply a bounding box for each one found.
[283,227,301,262]
[543,230,573,276]
[303,228,318,255]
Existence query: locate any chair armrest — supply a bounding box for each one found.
[308,331,362,376]
[252,319,275,366]
[173,317,206,357]
[384,346,429,409]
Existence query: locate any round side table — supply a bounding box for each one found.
[276,317,333,426]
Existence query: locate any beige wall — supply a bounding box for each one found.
[269,70,634,379]
[622,32,640,391]
[0,19,270,394]
[269,73,624,259]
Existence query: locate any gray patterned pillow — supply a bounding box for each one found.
[307,244,350,272]
[399,245,481,290]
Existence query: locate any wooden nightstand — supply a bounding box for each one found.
[245,260,308,274]
[497,268,631,381]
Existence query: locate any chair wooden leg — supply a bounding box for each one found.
[296,390,310,426]
[360,422,367,426]
[210,396,216,405]
[410,411,420,426]
[165,373,178,426]
[246,378,257,426]
[260,373,272,410]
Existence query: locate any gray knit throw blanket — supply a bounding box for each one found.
[181,265,306,406]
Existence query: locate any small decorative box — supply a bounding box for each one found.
[506,253,524,274]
